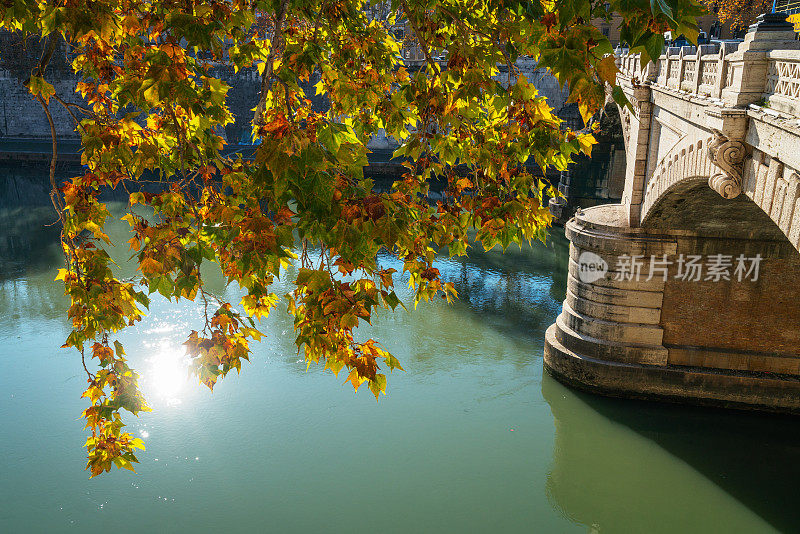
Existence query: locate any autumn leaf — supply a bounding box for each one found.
[20,0,706,476]
[139,257,163,275]
[595,55,618,87]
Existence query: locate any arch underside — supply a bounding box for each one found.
[640,136,713,221]
[636,133,799,248]
[642,180,791,243]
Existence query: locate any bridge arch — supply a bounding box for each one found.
[642,179,798,248]
[639,136,714,225]
[638,141,800,252]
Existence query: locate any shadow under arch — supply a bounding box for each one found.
[640,179,800,371]
[642,179,794,244]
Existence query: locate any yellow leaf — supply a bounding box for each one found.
[595,55,618,87]
[456,177,473,190]
[578,100,592,126]
[577,133,596,157]
[27,75,56,104]
[345,370,366,392]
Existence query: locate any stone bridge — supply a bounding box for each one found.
[544,14,800,413]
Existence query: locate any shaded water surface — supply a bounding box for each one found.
[1,166,800,533]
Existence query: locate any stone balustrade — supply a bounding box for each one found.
[617,43,732,100]
[615,41,800,115]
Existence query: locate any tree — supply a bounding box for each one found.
[0,0,703,477]
[700,0,770,32]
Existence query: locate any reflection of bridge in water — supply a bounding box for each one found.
[543,373,800,532]
[545,14,800,412]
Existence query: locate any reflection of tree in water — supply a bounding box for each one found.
[0,164,94,326]
[0,164,78,282]
[0,163,81,209]
[0,206,69,326]
[0,277,68,325]
[355,231,571,375]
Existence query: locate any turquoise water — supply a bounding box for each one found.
[1,184,800,533]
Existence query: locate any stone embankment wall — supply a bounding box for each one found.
[0,69,84,138]
[0,51,570,142]
[0,65,317,142]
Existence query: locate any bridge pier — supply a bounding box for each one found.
[545,202,800,413]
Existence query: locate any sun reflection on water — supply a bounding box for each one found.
[140,341,193,406]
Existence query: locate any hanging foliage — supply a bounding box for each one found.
[0,0,702,477]
[701,0,771,31]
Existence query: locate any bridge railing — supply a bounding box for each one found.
[763,50,800,116]
[616,42,741,101]
[616,39,800,117]
[616,42,745,100]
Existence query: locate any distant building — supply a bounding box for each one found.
[593,12,742,47]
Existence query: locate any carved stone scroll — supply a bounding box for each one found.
[707,130,746,199]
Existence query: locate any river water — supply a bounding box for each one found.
[1,170,800,533]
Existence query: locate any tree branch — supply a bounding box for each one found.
[23,33,58,87]
[253,0,290,126]
[35,94,61,214]
[51,94,86,132]
[401,1,441,76]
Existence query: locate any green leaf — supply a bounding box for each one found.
[368,373,387,400]
[612,85,632,112]
[650,0,675,23]
[642,33,664,65]
[383,291,402,310]
[27,76,55,104]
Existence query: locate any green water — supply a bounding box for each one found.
[1,189,800,533]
